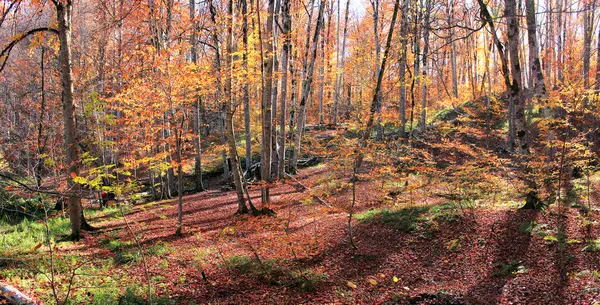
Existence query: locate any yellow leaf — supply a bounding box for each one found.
[368,279,377,285]
[379,273,386,278]
[346,281,357,289]
[393,276,399,283]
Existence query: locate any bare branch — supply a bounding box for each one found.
[0,27,59,74]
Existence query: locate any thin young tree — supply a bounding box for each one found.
[525,0,546,95]
[398,0,410,138]
[190,0,205,192]
[291,0,326,173]
[225,0,252,214]
[419,0,432,132]
[350,0,401,248]
[278,0,292,178]
[258,0,275,206]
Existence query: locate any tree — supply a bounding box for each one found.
[224,0,253,215]
[277,0,292,178]
[398,0,410,138]
[291,0,326,173]
[525,0,546,95]
[419,0,432,132]
[583,0,596,88]
[333,0,350,126]
[241,0,253,173]
[190,0,205,193]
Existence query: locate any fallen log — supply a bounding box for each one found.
[285,173,331,207]
[0,284,42,305]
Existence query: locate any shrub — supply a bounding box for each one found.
[494,260,522,276]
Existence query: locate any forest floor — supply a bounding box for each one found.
[55,161,600,304]
[3,103,600,304]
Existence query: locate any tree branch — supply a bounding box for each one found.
[0,27,59,74]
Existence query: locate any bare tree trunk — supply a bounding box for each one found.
[240,0,252,173]
[333,0,341,125]
[409,3,421,140]
[175,128,184,236]
[258,0,275,206]
[318,11,328,126]
[449,0,458,99]
[224,0,250,214]
[290,0,315,133]
[525,0,546,95]
[398,0,409,138]
[35,46,46,188]
[339,0,350,122]
[270,0,281,179]
[333,0,350,126]
[291,0,326,173]
[289,50,298,131]
[556,0,563,84]
[545,0,553,87]
[56,0,84,240]
[371,0,383,139]
[419,0,431,132]
[355,0,401,169]
[193,98,204,191]
[477,0,516,148]
[583,0,595,88]
[278,0,291,178]
[208,0,229,183]
[190,0,204,192]
[596,18,600,90]
[506,0,527,153]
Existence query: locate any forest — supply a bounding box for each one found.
[0,0,599,303]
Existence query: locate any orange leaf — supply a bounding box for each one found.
[33,243,42,251]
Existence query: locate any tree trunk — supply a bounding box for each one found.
[596,17,600,90]
[371,0,383,139]
[409,3,421,140]
[449,0,458,99]
[318,12,327,126]
[190,0,204,192]
[175,130,184,236]
[339,0,350,122]
[333,0,350,126]
[583,0,595,88]
[240,0,252,173]
[419,0,431,132]
[208,0,229,183]
[506,0,527,153]
[556,0,563,84]
[35,46,46,188]
[526,0,546,96]
[398,0,409,138]
[290,0,315,133]
[333,0,341,125]
[258,0,275,206]
[270,0,281,180]
[278,0,291,178]
[356,0,401,169]
[291,0,325,173]
[225,0,250,214]
[56,0,83,240]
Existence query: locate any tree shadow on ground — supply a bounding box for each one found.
[465,209,538,304]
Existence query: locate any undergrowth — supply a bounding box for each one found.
[225,255,328,291]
